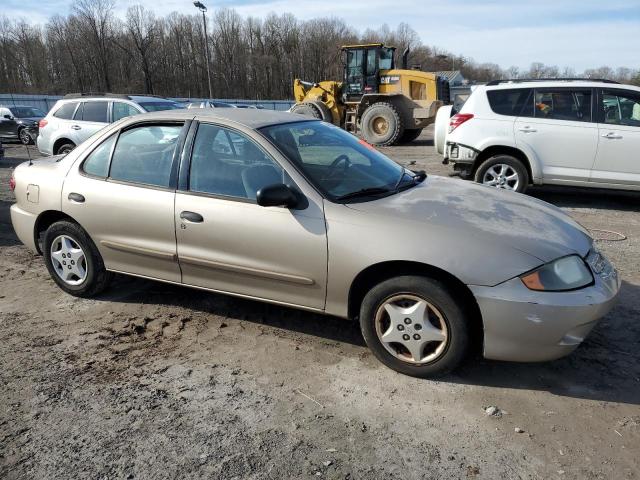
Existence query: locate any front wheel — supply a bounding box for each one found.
[474,155,529,193]
[359,276,471,377]
[360,102,404,146]
[43,220,112,297]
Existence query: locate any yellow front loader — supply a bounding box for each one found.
[292,43,449,146]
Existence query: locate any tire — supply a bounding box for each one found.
[18,128,32,145]
[398,128,423,144]
[359,275,471,378]
[43,220,112,297]
[56,142,76,155]
[360,102,404,146]
[474,155,529,193]
[290,103,322,119]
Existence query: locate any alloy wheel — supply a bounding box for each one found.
[374,294,449,364]
[482,164,520,190]
[50,235,87,286]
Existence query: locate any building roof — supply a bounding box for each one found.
[435,71,465,84]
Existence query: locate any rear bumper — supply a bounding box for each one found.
[10,204,38,252]
[471,269,620,362]
[36,134,53,156]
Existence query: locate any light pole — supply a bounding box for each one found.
[194,1,213,99]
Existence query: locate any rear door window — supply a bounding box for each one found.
[82,134,116,177]
[109,124,183,188]
[486,88,532,116]
[81,102,108,123]
[112,102,141,122]
[534,89,592,122]
[53,102,78,120]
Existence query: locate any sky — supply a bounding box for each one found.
[3,0,640,71]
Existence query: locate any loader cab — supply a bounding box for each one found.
[342,44,396,102]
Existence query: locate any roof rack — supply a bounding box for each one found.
[486,78,619,86]
[63,92,132,99]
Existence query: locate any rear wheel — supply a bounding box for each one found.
[360,102,404,146]
[43,220,112,297]
[56,142,76,155]
[359,275,471,377]
[398,128,423,144]
[475,155,529,193]
[18,128,32,145]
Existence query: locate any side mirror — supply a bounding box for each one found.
[256,184,299,209]
[3,114,12,120]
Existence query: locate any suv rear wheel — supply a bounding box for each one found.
[359,275,470,377]
[56,142,76,155]
[475,155,529,193]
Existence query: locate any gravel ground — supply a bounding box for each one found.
[1,131,639,480]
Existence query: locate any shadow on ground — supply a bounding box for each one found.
[96,274,640,406]
[529,185,640,212]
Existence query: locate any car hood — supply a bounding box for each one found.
[346,175,592,263]
[16,116,42,123]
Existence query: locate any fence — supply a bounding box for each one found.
[0,93,294,113]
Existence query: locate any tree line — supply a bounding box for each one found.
[1,0,638,100]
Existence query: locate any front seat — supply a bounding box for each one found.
[242,164,282,200]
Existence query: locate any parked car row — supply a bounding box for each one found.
[435,79,640,193]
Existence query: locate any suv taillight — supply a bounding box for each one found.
[9,172,16,191]
[448,113,474,133]
[38,119,48,128]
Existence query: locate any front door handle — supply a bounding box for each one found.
[518,127,537,133]
[601,132,623,139]
[70,125,81,130]
[180,211,204,223]
[68,192,85,203]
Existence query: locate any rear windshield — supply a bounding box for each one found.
[10,106,45,118]
[138,101,183,112]
[486,88,532,116]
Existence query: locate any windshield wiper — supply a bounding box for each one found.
[335,187,392,201]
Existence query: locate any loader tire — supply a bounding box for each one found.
[398,128,423,144]
[290,102,322,119]
[360,102,404,146]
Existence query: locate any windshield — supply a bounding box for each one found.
[138,101,184,112]
[260,121,405,201]
[10,106,45,118]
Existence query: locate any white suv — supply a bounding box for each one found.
[436,79,640,193]
[37,94,184,156]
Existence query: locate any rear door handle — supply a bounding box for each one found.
[180,211,204,223]
[68,192,85,203]
[518,127,537,133]
[70,125,81,130]
[601,132,622,139]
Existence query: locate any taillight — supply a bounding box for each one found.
[9,173,16,191]
[448,113,474,133]
[38,119,48,128]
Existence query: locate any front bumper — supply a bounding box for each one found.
[443,142,477,179]
[471,255,620,362]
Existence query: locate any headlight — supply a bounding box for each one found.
[520,255,593,291]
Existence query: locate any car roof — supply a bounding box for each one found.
[137,108,313,129]
[482,80,640,92]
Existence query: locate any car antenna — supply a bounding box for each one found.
[24,142,33,166]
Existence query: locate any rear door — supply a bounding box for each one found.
[72,101,109,143]
[62,121,188,282]
[591,88,640,187]
[514,87,598,184]
[175,121,328,310]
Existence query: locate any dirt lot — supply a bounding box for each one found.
[1,130,639,480]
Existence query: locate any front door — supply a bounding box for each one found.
[62,122,186,282]
[175,122,328,310]
[591,88,640,187]
[514,87,598,184]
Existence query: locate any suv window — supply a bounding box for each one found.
[190,124,283,200]
[53,102,78,120]
[112,102,140,122]
[486,88,532,116]
[109,124,182,188]
[82,134,116,177]
[534,89,592,122]
[602,90,640,126]
[81,101,108,123]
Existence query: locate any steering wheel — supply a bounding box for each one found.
[327,154,352,179]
